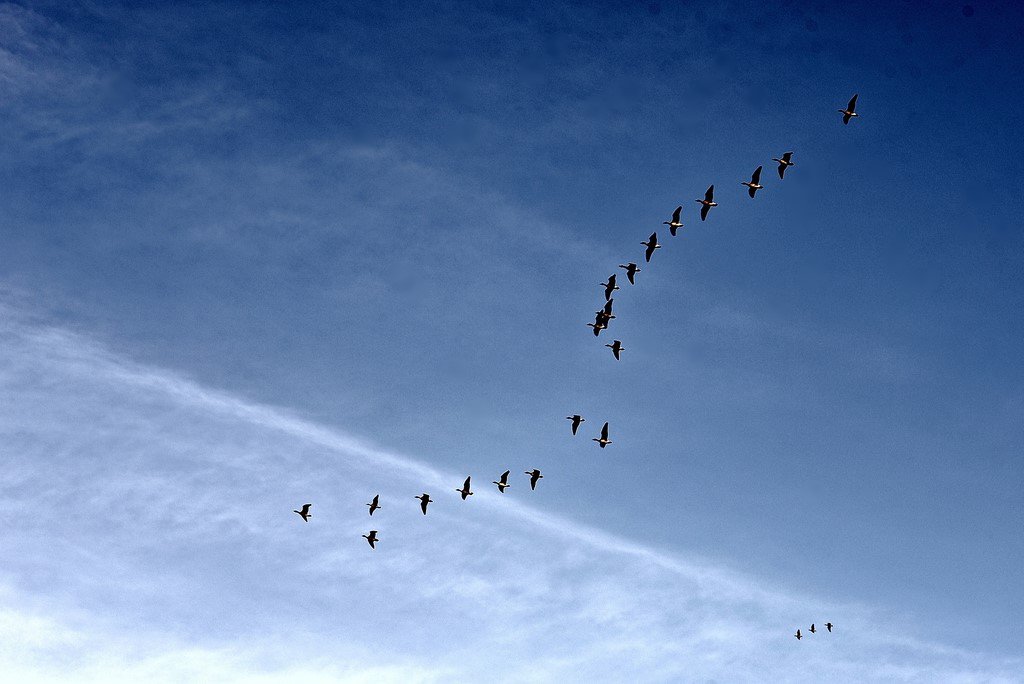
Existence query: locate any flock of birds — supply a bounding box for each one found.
[293,93,863,638]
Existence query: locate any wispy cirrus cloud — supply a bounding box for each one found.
[1,302,1021,682]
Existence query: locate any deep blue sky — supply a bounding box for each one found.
[1,0,1023,679]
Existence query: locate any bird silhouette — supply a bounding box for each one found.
[599,299,615,320]
[588,311,610,336]
[809,623,817,634]
[825,622,833,633]
[662,205,684,236]
[839,93,859,124]
[742,165,763,198]
[456,476,473,500]
[618,262,641,285]
[794,629,802,641]
[525,468,543,490]
[566,414,585,435]
[366,494,381,516]
[696,184,717,220]
[493,469,511,492]
[642,232,661,263]
[772,151,794,179]
[415,493,433,515]
[601,274,619,302]
[592,422,612,448]
[362,530,378,549]
[605,339,623,360]
[293,503,312,522]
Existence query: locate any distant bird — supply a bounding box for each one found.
[601,274,619,302]
[362,530,378,549]
[825,622,833,633]
[604,339,624,360]
[642,232,661,263]
[525,468,543,490]
[838,93,859,124]
[809,623,817,634]
[456,476,474,500]
[772,151,794,179]
[293,503,312,522]
[415,493,433,515]
[618,262,641,285]
[588,311,610,336]
[795,629,802,641]
[695,185,717,221]
[662,205,684,236]
[742,166,764,198]
[493,469,511,493]
[592,421,612,448]
[566,414,585,435]
[366,494,381,516]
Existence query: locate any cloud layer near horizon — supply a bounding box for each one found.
[0,304,1020,683]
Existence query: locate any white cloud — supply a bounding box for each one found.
[0,304,1020,683]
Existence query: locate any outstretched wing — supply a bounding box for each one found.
[782,152,792,163]
[672,205,681,222]
[847,93,858,112]
[704,185,714,202]
[777,162,786,179]
[751,166,762,184]
[700,203,710,221]
[748,186,756,198]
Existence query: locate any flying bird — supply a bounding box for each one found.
[362,530,379,549]
[492,469,511,493]
[809,623,817,634]
[825,622,833,633]
[742,166,764,198]
[695,185,717,221]
[566,414,585,435]
[601,274,619,302]
[605,339,624,360]
[524,468,543,490]
[617,262,641,285]
[366,494,381,516]
[772,151,794,179]
[642,232,661,263]
[662,205,684,236]
[795,629,802,641]
[839,93,859,124]
[456,476,473,500]
[592,422,612,448]
[293,503,312,522]
[415,493,433,515]
[588,311,610,336]
[595,299,615,322]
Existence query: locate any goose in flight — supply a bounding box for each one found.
[592,421,612,448]
[794,629,802,641]
[825,622,833,633]
[456,476,473,500]
[642,232,661,263]
[617,262,641,285]
[695,185,717,221]
[772,151,794,179]
[588,311,610,336]
[525,468,543,490]
[663,205,684,236]
[293,503,312,522]
[566,414,585,435]
[362,530,378,549]
[809,623,817,634]
[839,94,859,124]
[415,493,433,515]
[366,494,381,516]
[605,339,624,360]
[493,469,511,493]
[742,166,764,198]
[601,274,619,302]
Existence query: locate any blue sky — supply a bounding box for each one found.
[1,0,1023,681]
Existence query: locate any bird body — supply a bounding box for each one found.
[415,493,433,515]
[809,623,817,634]
[696,185,718,221]
[825,622,833,633]
[605,339,623,360]
[839,94,859,124]
[525,468,543,490]
[662,205,684,236]
[742,166,764,198]
[795,629,802,641]
[293,503,312,522]
[641,232,661,263]
[456,476,474,500]
[366,494,381,516]
[493,470,511,492]
[362,530,378,548]
[618,262,641,285]
[566,414,585,435]
[772,151,794,179]
[592,422,612,448]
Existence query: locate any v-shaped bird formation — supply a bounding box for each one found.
[293,95,861,640]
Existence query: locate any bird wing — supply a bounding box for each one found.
[463,476,471,489]
[748,186,756,198]
[752,166,762,184]
[705,185,714,201]
[848,94,858,111]
[782,152,792,162]
[777,163,786,179]
[700,203,710,221]
[501,470,510,483]
[601,422,609,439]
[843,113,851,124]
[672,205,681,222]
[645,243,654,261]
